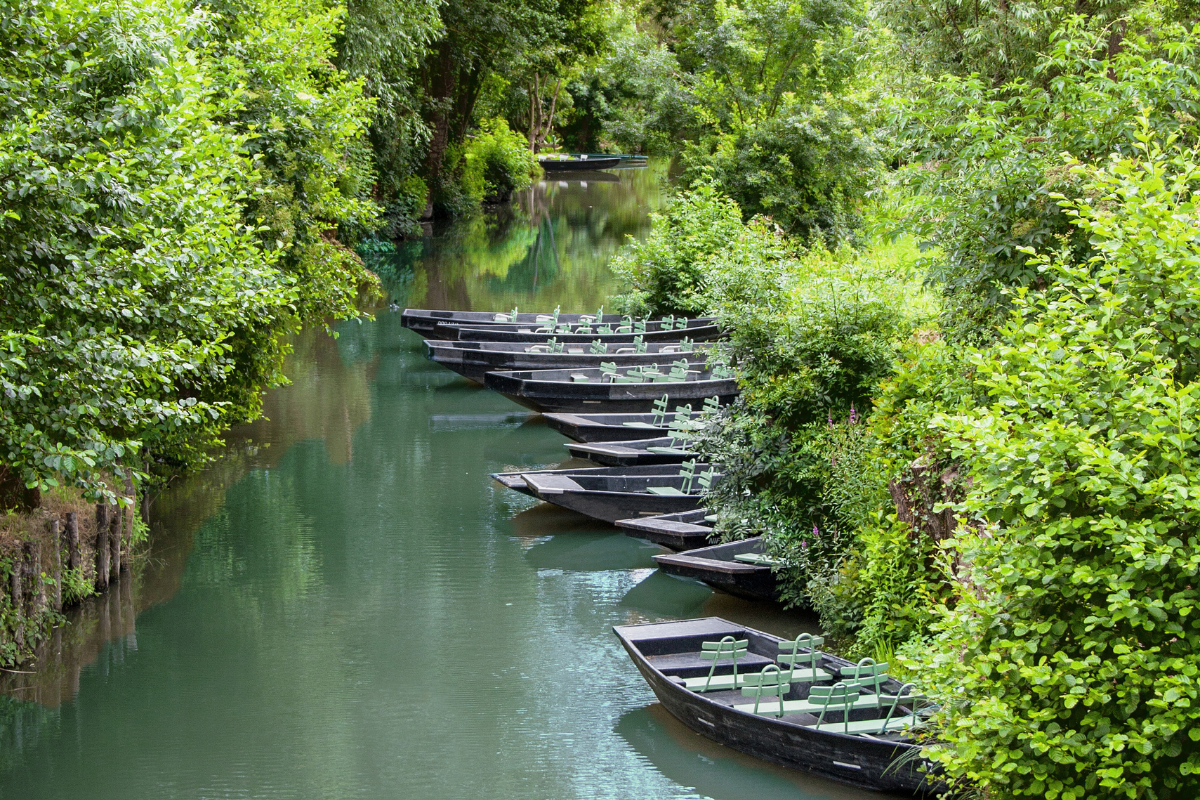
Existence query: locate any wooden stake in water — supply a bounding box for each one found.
[50,518,62,612]
[10,554,23,649]
[109,506,120,581]
[95,504,110,590]
[66,511,80,571]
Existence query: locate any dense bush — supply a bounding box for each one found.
[898,12,1200,338]
[925,133,1200,798]
[437,119,542,214]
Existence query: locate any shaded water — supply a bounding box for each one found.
[0,166,881,800]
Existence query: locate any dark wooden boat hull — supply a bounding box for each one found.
[426,341,709,384]
[401,309,628,339]
[450,323,724,344]
[539,156,621,171]
[544,412,675,442]
[616,511,713,551]
[566,437,693,466]
[613,619,937,795]
[491,465,716,524]
[484,369,737,414]
[653,538,780,602]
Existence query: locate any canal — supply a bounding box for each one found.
[0,164,878,800]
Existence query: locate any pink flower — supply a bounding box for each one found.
[812,525,820,537]
[849,404,858,425]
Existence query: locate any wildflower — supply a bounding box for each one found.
[812,524,819,537]
[849,404,858,425]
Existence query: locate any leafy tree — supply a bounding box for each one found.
[926,131,1200,799]
[0,0,300,505]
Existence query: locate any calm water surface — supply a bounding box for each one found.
[0,165,880,800]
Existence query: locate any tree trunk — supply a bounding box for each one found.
[423,41,459,192]
[95,504,109,591]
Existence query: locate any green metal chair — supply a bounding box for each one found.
[589,339,607,355]
[623,395,670,429]
[740,664,791,716]
[647,460,697,496]
[681,636,748,692]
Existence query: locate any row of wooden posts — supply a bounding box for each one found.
[8,503,132,652]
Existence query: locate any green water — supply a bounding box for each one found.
[0,166,880,800]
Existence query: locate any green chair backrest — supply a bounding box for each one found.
[678,459,697,493]
[841,658,889,694]
[589,339,606,355]
[679,336,694,352]
[650,395,669,426]
[633,320,647,333]
[703,396,720,414]
[676,316,690,330]
[600,361,618,374]
[673,405,693,426]
[634,335,647,354]
[597,324,613,334]
[661,314,676,330]
[577,322,593,334]
[741,664,790,717]
[711,364,733,379]
[809,682,859,731]
[778,633,824,670]
[861,682,927,735]
[697,467,717,491]
[697,636,748,691]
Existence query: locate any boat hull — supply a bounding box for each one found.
[427,342,709,384]
[653,538,780,602]
[613,619,938,795]
[616,511,713,551]
[539,156,622,171]
[484,369,738,414]
[451,323,723,344]
[565,437,692,466]
[401,309,628,339]
[538,489,703,523]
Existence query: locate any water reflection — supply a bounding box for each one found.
[373,164,669,310]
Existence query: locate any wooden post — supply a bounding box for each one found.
[11,549,23,650]
[66,511,79,571]
[124,474,135,556]
[108,506,120,581]
[29,540,43,618]
[50,519,62,612]
[95,504,109,590]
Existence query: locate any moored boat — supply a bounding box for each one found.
[491,461,720,523]
[400,307,626,338]
[484,364,738,414]
[616,510,713,551]
[613,617,938,794]
[426,338,709,383]
[653,537,781,602]
[538,155,622,171]
[544,408,705,442]
[565,435,695,467]
[448,318,722,344]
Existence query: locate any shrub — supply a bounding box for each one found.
[924,131,1200,798]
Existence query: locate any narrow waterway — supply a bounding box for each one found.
[0,165,881,800]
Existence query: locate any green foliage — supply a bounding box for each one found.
[464,119,543,204]
[609,184,748,315]
[683,101,875,239]
[925,133,1200,798]
[0,0,378,500]
[898,11,1200,338]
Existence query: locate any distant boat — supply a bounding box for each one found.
[538,155,621,172]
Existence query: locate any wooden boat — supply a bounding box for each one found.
[544,410,698,442]
[616,510,713,551]
[654,537,781,603]
[539,155,621,172]
[613,617,937,794]
[425,339,709,384]
[448,318,723,344]
[491,463,719,523]
[565,436,695,467]
[484,365,738,414]
[401,308,627,339]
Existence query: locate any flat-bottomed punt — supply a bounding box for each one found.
[544,408,709,442]
[565,435,695,466]
[613,617,936,794]
[616,510,713,551]
[653,537,780,602]
[484,365,737,414]
[539,155,622,172]
[449,318,722,344]
[491,462,719,523]
[426,339,708,384]
[401,308,628,339]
